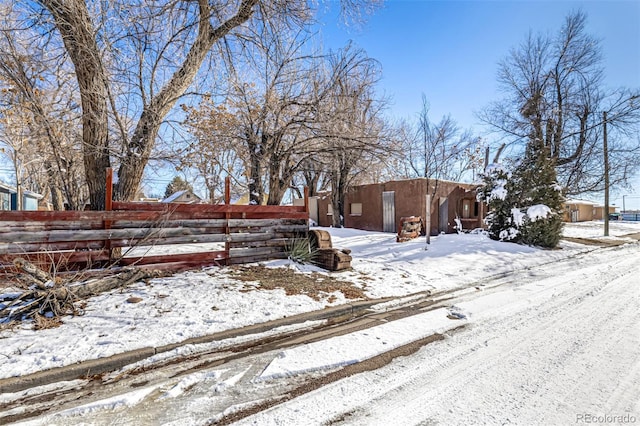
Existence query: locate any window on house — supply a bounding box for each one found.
[474,202,479,217]
[350,203,362,216]
[327,204,333,215]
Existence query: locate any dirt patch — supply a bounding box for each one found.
[227,265,368,301]
[622,232,640,241]
[562,237,628,247]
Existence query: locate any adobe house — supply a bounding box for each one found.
[316,178,485,235]
[307,192,333,227]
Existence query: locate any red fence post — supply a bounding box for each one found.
[105,168,113,261]
[224,176,231,205]
[304,186,309,215]
[224,176,231,265]
[105,167,113,212]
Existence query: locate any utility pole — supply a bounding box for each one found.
[603,111,609,237]
[425,194,431,249]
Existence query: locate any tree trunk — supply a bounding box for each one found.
[266,156,288,205]
[330,158,350,228]
[45,160,65,210]
[39,0,111,210]
[248,137,264,205]
[40,0,258,205]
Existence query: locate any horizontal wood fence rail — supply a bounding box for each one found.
[0,172,309,276]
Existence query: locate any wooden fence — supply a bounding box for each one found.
[0,171,309,276]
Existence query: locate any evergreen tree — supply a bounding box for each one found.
[478,140,564,248]
[512,137,564,248]
[477,164,520,242]
[164,176,193,199]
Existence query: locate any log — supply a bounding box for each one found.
[1,259,156,323]
[13,257,52,285]
[71,269,152,299]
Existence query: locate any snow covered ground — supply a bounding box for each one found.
[0,221,637,380]
[239,239,640,426]
[2,221,640,425]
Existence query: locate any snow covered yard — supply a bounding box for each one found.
[1,221,639,382]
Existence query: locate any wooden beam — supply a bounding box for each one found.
[118,251,228,267]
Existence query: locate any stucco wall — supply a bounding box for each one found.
[344,183,384,231]
[343,178,484,235]
[564,202,596,222]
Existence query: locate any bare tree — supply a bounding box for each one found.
[223,27,322,205]
[5,0,381,209]
[480,11,640,195]
[227,28,376,206]
[0,23,86,210]
[319,44,390,226]
[181,99,245,202]
[405,95,478,181]
[400,94,479,203]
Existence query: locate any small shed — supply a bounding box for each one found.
[18,190,44,210]
[0,182,13,210]
[593,205,616,220]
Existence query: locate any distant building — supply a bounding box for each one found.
[161,190,202,204]
[0,181,43,211]
[563,199,616,222]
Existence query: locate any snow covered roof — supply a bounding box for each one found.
[162,190,187,203]
[0,181,15,193]
[161,190,202,203]
[0,181,44,198]
[564,198,599,206]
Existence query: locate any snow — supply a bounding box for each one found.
[527,203,552,221]
[490,179,508,201]
[3,222,638,380]
[237,237,640,426]
[511,207,526,226]
[258,307,460,381]
[2,221,640,424]
[161,190,188,203]
[562,220,640,239]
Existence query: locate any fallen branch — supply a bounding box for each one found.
[72,269,152,299]
[1,259,159,327]
[13,258,53,288]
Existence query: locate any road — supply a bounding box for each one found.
[8,241,640,426]
[238,242,640,425]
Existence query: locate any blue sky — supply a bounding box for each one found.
[316,0,640,208]
[1,1,638,208]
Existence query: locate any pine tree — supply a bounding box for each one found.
[477,164,520,242]
[511,137,564,248]
[164,176,193,199]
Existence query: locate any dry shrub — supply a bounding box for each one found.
[33,314,63,330]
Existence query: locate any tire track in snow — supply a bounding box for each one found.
[341,246,640,425]
[237,244,640,426]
